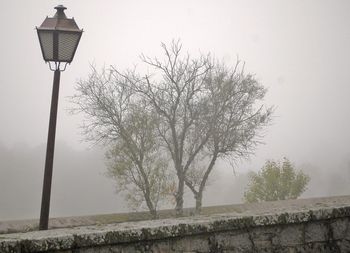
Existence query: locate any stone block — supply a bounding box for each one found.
[250,226,279,249]
[215,231,253,251]
[305,222,328,243]
[302,242,341,253]
[330,218,348,240]
[277,224,304,246]
[169,236,209,252]
[338,239,350,253]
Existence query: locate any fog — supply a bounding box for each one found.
[1,0,350,220]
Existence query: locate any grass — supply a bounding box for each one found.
[91,204,244,225]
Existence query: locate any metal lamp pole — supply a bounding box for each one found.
[36,5,83,230]
[39,69,61,230]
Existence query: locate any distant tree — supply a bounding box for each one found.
[185,62,272,214]
[244,158,310,203]
[71,67,172,218]
[134,41,213,216]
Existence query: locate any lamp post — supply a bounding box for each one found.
[36,5,83,230]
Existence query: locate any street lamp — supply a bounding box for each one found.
[36,5,83,230]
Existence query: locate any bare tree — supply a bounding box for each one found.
[70,67,172,218]
[185,62,273,214]
[133,41,213,216]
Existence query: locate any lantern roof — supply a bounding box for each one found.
[37,5,81,32]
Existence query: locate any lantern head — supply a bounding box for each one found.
[37,5,83,64]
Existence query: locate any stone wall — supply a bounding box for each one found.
[1,196,350,253]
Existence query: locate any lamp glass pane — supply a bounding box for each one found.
[58,32,80,62]
[38,31,54,61]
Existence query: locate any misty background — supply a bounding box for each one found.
[1,0,350,220]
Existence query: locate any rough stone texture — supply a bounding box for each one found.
[1,195,350,252]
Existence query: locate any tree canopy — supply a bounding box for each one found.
[244,158,310,203]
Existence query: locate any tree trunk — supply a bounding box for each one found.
[194,152,218,215]
[194,192,202,215]
[175,176,185,217]
[144,189,158,219]
[149,208,157,219]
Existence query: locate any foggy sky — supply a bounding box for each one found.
[1,0,350,220]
